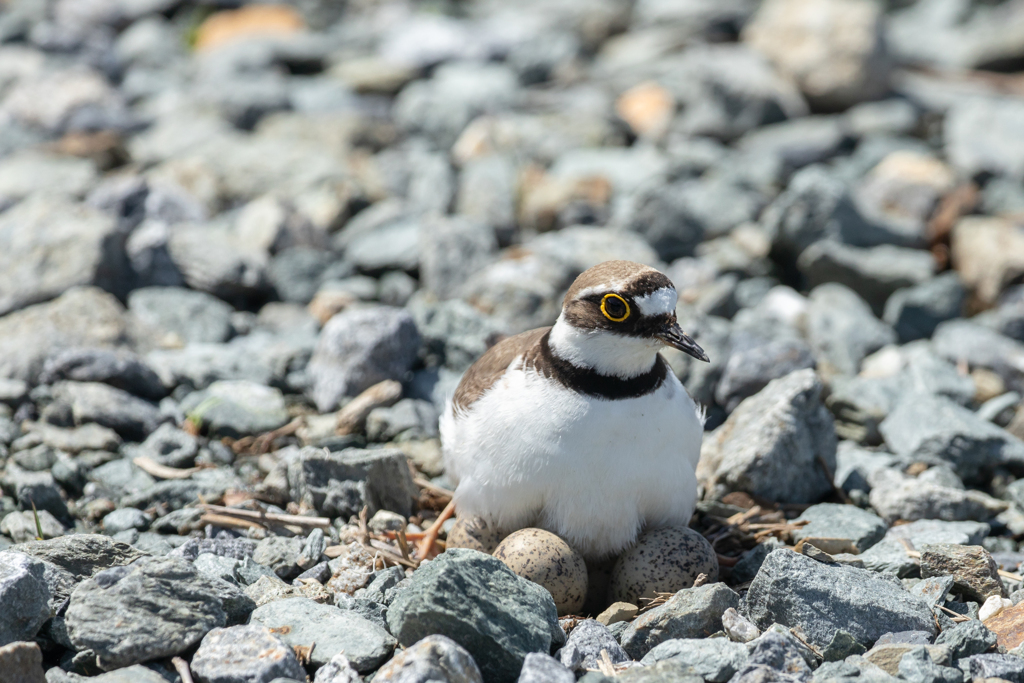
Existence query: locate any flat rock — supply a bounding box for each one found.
[12,533,146,580]
[0,552,50,647]
[792,503,887,553]
[965,653,1024,683]
[387,549,559,683]
[52,380,162,441]
[179,380,289,438]
[641,637,748,682]
[879,390,1024,484]
[65,556,227,668]
[620,583,739,660]
[744,549,935,649]
[698,369,837,504]
[250,597,396,671]
[935,619,998,658]
[128,286,234,345]
[190,625,305,683]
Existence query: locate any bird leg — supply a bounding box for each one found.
[415,499,456,559]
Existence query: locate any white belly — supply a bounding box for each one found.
[440,363,703,558]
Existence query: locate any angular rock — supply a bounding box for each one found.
[883,273,966,343]
[797,241,935,314]
[920,543,1005,602]
[374,634,483,683]
[621,583,739,660]
[805,283,896,377]
[190,625,305,683]
[0,510,64,543]
[714,337,816,413]
[744,549,935,648]
[387,549,559,683]
[934,619,998,660]
[0,552,50,647]
[641,637,748,682]
[557,620,628,674]
[698,369,837,504]
[179,380,289,438]
[39,348,166,401]
[966,653,1024,683]
[868,471,1007,523]
[65,557,227,668]
[0,195,126,318]
[932,319,1024,393]
[250,597,396,671]
[52,381,162,441]
[126,423,198,468]
[313,653,362,683]
[743,0,889,109]
[9,534,143,581]
[284,446,418,518]
[308,306,420,412]
[251,536,304,581]
[792,503,887,553]
[128,286,234,345]
[879,391,1024,484]
[0,640,45,683]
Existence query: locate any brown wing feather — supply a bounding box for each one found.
[451,326,550,412]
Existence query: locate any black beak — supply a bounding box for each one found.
[657,320,710,362]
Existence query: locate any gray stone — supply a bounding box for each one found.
[167,223,269,302]
[179,380,289,439]
[455,156,515,239]
[909,575,956,610]
[822,630,866,662]
[934,620,997,661]
[190,625,305,683]
[966,653,1024,683]
[1,465,69,520]
[805,284,896,377]
[557,620,628,674]
[792,503,887,552]
[308,306,420,412]
[366,399,439,442]
[0,552,50,647]
[44,664,170,683]
[714,337,815,413]
[120,469,243,511]
[883,273,966,343]
[518,652,574,683]
[879,391,1024,484]
[868,470,1006,523]
[898,646,962,683]
[251,536,305,581]
[0,195,125,318]
[126,423,198,468]
[933,320,1024,393]
[11,534,144,580]
[387,549,559,683]
[621,583,739,660]
[128,286,234,345]
[284,446,418,518]
[744,549,935,649]
[268,247,335,304]
[641,637,748,681]
[743,631,813,682]
[30,422,120,454]
[732,539,784,585]
[0,640,45,683]
[0,287,132,384]
[313,653,361,683]
[101,508,151,534]
[946,98,1024,180]
[250,597,396,672]
[193,554,240,585]
[698,369,837,504]
[39,348,166,402]
[1,510,64,543]
[374,634,483,683]
[52,381,162,441]
[65,556,227,668]
[797,241,935,314]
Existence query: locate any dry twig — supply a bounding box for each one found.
[171,657,195,683]
[336,380,402,435]
[133,457,205,480]
[199,503,329,529]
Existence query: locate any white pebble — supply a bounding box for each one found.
[722,607,760,643]
[980,595,1013,622]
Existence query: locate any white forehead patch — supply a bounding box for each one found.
[635,287,678,317]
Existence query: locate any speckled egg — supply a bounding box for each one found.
[608,526,718,606]
[445,515,506,554]
[493,528,588,616]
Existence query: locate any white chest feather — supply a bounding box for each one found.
[440,363,703,558]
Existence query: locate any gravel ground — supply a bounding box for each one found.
[3,0,1024,681]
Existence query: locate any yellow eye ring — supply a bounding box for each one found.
[600,293,631,322]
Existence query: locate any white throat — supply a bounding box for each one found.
[548,315,662,379]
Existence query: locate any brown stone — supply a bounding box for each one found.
[920,543,1006,602]
[984,602,1024,651]
[951,216,1024,308]
[194,5,305,52]
[0,641,45,683]
[614,81,674,139]
[864,643,951,675]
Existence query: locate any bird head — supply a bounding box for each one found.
[549,260,709,379]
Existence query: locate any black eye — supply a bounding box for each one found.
[601,293,630,322]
